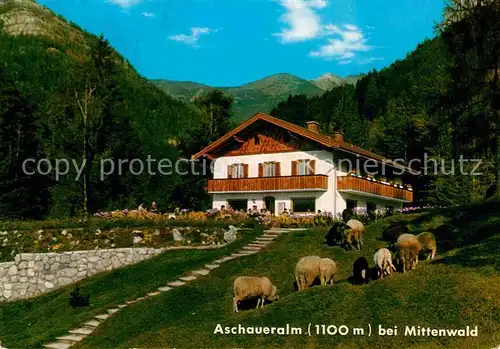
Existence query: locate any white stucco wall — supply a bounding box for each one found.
[212,150,335,179]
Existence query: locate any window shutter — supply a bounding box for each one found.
[275,162,281,176]
[227,165,232,179]
[258,163,263,177]
[243,164,249,178]
[310,160,316,175]
[291,161,297,176]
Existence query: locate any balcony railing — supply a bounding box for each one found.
[337,176,413,202]
[208,175,328,193]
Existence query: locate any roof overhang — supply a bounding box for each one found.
[191,112,418,175]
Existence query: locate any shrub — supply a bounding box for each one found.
[68,285,90,308]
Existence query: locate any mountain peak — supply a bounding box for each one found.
[0,0,85,43]
[317,73,340,80]
[310,72,361,90]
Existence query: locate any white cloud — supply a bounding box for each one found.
[344,24,358,31]
[273,1,379,63]
[108,0,142,8]
[142,12,155,17]
[168,27,219,48]
[310,24,372,63]
[274,0,328,43]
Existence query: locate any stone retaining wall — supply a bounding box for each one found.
[0,248,165,302]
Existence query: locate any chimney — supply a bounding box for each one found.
[306,121,320,133]
[333,131,344,143]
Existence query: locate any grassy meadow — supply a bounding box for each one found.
[68,201,500,349]
[1,201,500,348]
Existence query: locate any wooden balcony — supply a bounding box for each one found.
[208,175,328,193]
[337,176,413,202]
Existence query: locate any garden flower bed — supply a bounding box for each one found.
[0,226,232,262]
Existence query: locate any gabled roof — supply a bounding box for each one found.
[192,112,417,174]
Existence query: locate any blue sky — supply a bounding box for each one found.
[39,0,445,86]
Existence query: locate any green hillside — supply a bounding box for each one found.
[0,0,204,219]
[152,73,361,122]
[1,202,498,348]
[74,203,500,349]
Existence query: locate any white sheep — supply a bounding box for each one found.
[374,248,396,278]
[319,258,338,286]
[396,234,422,272]
[295,256,321,291]
[233,276,278,313]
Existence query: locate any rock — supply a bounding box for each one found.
[172,229,184,241]
[223,226,238,244]
[61,230,67,236]
[7,265,17,276]
[3,290,12,299]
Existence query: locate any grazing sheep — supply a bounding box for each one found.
[373,248,396,279]
[396,234,422,272]
[233,276,279,313]
[319,258,338,286]
[343,219,365,250]
[352,257,370,284]
[382,224,410,251]
[417,232,437,260]
[347,219,364,232]
[295,256,322,291]
[325,222,350,246]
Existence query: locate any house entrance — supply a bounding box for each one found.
[263,196,275,213]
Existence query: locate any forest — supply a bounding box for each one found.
[0,0,499,219]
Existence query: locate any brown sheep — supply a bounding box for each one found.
[417,232,437,260]
[233,276,278,312]
[319,258,338,286]
[343,219,365,250]
[396,234,422,272]
[295,256,321,291]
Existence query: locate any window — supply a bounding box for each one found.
[259,162,280,177]
[293,159,315,176]
[347,199,357,210]
[385,205,394,215]
[292,198,315,213]
[228,164,247,179]
[232,164,244,178]
[227,199,247,211]
[299,160,310,175]
[264,162,276,177]
[367,202,376,215]
[338,159,351,173]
